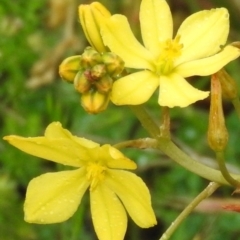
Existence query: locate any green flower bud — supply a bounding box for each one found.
[95,75,113,93]
[59,56,81,83]
[81,90,109,114]
[80,47,102,69]
[74,71,91,94]
[102,52,125,78]
[208,74,228,152]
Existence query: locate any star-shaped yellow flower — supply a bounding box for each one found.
[3,122,156,240]
[101,0,240,107]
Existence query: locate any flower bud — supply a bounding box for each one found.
[215,69,238,100]
[79,2,111,53]
[207,74,228,152]
[91,64,107,80]
[231,41,240,49]
[80,47,102,69]
[102,52,125,78]
[74,70,92,94]
[95,75,113,93]
[59,55,81,83]
[81,90,109,114]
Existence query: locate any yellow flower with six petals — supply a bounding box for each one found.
[101,0,240,107]
[3,122,156,240]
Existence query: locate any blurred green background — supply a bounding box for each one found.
[1,0,240,239]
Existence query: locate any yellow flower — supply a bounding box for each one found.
[101,0,240,107]
[3,122,156,240]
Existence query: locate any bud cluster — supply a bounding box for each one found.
[59,47,124,113]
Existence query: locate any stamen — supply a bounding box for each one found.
[156,35,183,75]
[86,162,106,190]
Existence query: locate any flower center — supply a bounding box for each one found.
[156,35,183,75]
[86,162,106,190]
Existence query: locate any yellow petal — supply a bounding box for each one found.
[3,136,88,167]
[102,145,137,170]
[85,144,136,170]
[140,0,172,56]
[111,71,159,105]
[79,2,111,52]
[24,169,89,223]
[45,122,99,148]
[105,170,157,228]
[176,8,229,64]
[90,183,127,240]
[176,45,240,78]
[159,73,209,107]
[101,15,155,70]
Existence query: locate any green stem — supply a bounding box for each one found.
[232,98,240,120]
[216,151,240,187]
[155,138,238,186]
[129,105,160,139]
[113,138,157,149]
[159,107,171,139]
[129,105,240,185]
[159,182,220,240]
[115,136,240,186]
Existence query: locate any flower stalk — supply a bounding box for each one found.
[216,152,240,188]
[159,182,220,240]
[159,107,171,139]
[130,104,240,186]
[129,105,160,139]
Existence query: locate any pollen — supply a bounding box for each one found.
[86,162,106,190]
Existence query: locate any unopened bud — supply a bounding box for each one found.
[215,69,238,100]
[95,75,113,93]
[59,55,81,83]
[80,47,102,69]
[74,71,91,93]
[102,52,125,77]
[79,2,110,53]
[231,41,240,49]
[208,74,228,152]
[91,64,106,79]
[81,90,109,114]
